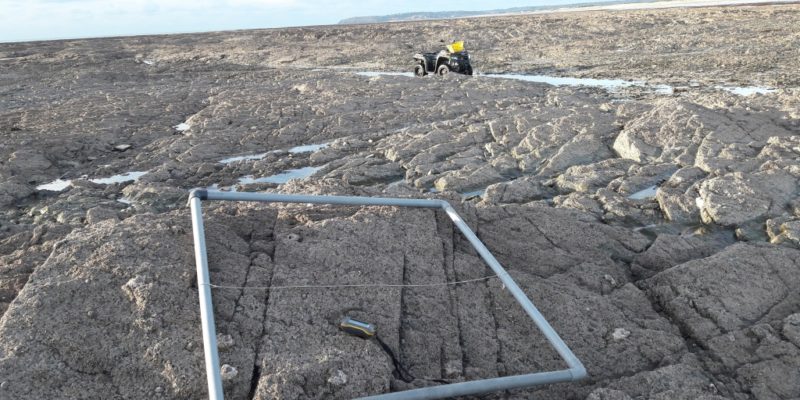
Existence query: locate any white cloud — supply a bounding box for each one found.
[0,0,311,41]
[226,0,298,6]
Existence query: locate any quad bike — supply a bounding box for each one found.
[413,41,473,77]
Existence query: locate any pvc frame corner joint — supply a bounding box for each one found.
[187,189,587,400]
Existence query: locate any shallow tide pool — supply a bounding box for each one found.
[354,70,781,97]
[36,171,148,192]
[482,73,674,94]
[36,179,73,192]
[174,122,190,132]
[460,189,486,199]
[238,166,322,185]
[356,71,415,78]
[628,185,658,200]
[355,70,674,94]
[288,142,330,154]
[219,142,330,164]
[89,171,148,185]
[718,86,776,96]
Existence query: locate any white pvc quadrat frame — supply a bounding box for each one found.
[188,189,587,400]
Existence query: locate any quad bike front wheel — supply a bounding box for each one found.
[437,64,450,76]
[414,64,426,77]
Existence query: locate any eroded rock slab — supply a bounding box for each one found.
[646,243,800,399]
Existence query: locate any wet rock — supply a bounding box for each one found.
[698,174,767,225]
[595,188,663,226]
[541,134,614,174]
[250,207,427,399]
[509,106,619,176]
[784,314,800,348]
[590,355,727,400]
[323,158,404,186]
[483,177,553,204]
[705,323,800,400]
[121,182,187,213]
[613,129,661,163]
[8,149,52,176]
[608,163,678,196]
[143,161,203,185]
[698,170,797,226]
[0,179,34,207]
[655,166,706,224]
[26,187,123,226]
[647,242,800,341]
[195,162,222,179]
[556,159,636,193]
[756,135,800,173]
[476,205,650,277]
[113,144,132,152]
[0,224,69,318]
[656,191,699,223]
[632,232,732,279]
[587,388,634,400]
[766,217,800,248]
[489,277,685,398]
[612,100,706,165]
[250,240,275,255]
[85,206,119,224]
[433,164,506,192]
[553,192,604,216]
[694,109,795,174]
[489,153,520,177]
[734,219,769,242]
[0,214,210,399]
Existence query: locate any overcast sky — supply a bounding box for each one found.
[0,0,602,43]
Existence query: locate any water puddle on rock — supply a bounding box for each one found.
[352,70,782,98]
[482,73,674,94]
[353,70,674,94]
[89,171,148,185]
[219,152,270,164]
[289,142,330,154]
[628,185,658,200]
[356,72,415,78]
[36,179,72,192]
[461,189,486,199]
[174,122,190,132]
[717,86,776,96]
[238,166,322,185]
[633,224,660,232]
[219,142,330,164]
[36,171,148,192]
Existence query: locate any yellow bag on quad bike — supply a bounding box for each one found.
[446,41,465,54]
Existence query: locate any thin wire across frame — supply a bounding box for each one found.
[188,190,587,400]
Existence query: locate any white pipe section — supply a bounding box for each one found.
[442,204,587,376]
[189,196,225,400]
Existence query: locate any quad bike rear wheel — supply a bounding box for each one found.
[437,64,450,76]
[414,64,426,77]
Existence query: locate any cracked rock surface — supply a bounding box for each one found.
[1,4,800,400]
